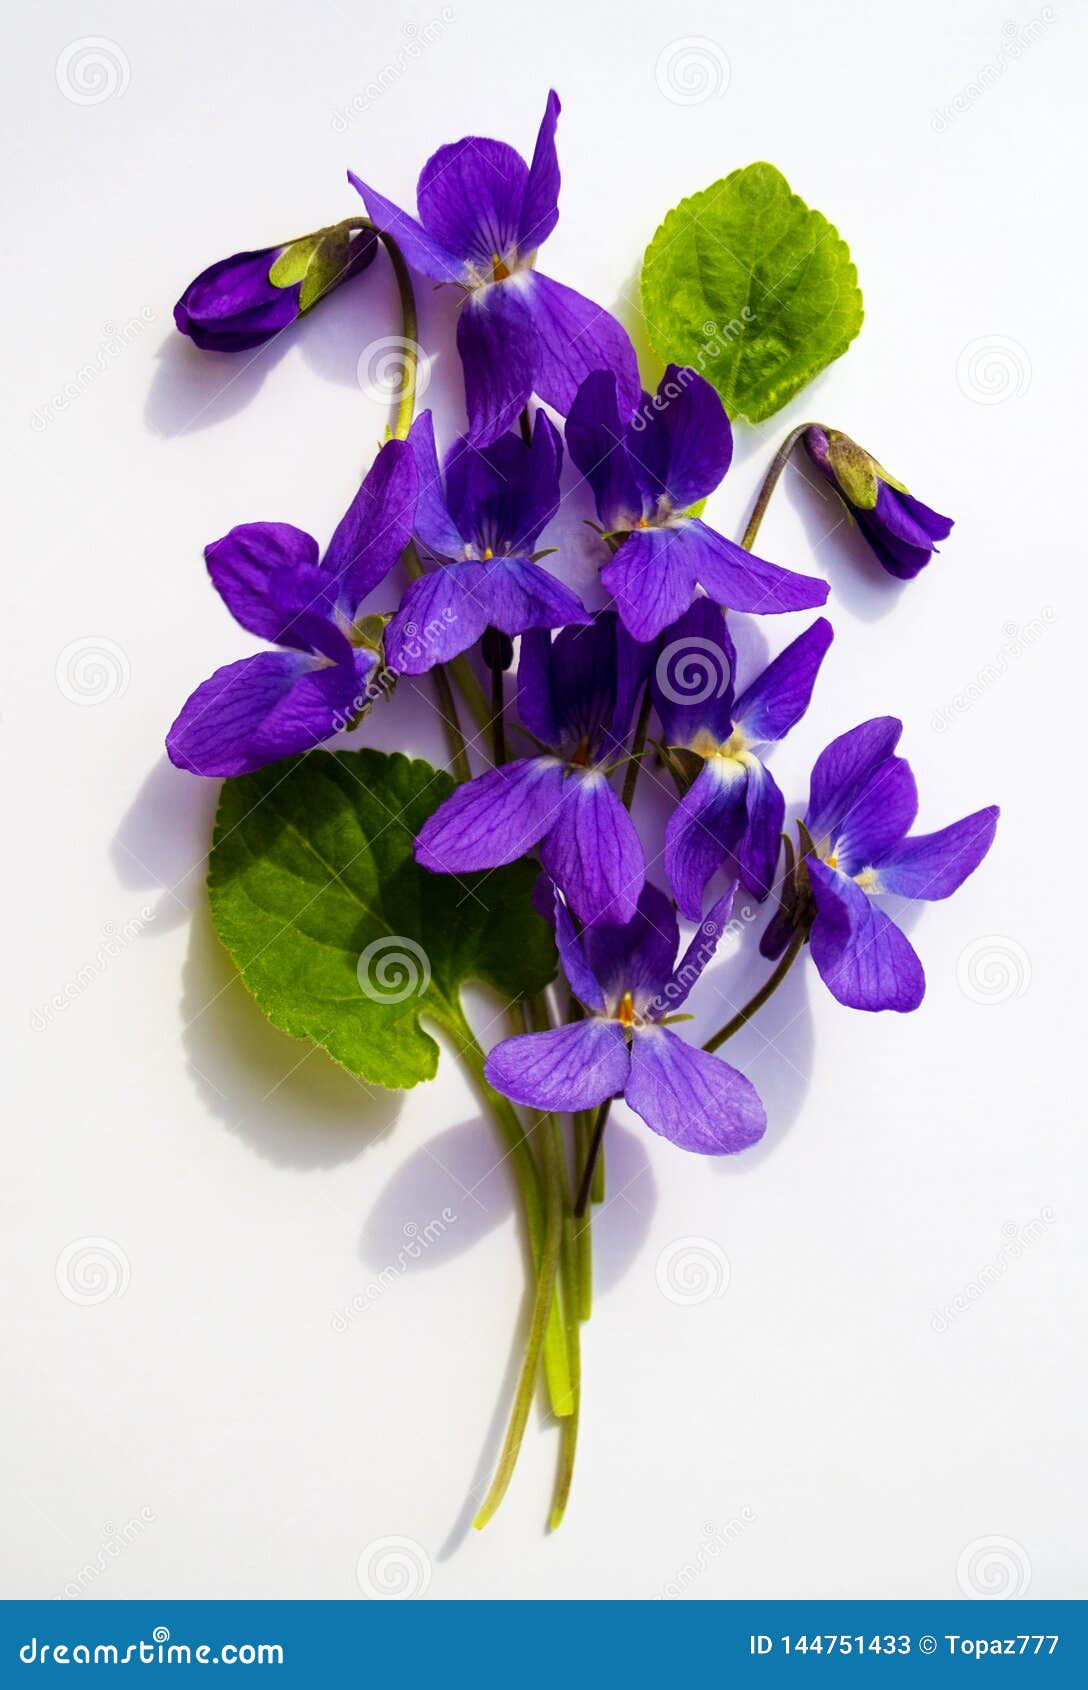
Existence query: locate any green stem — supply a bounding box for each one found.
[373,229,419,443]
[490,660,507,765]
[703,928,807,1053]
[572,1112,594,1320]
[473,1108,565,1530]
[450,1014,572,1417]
[549,1200,581,1532]
[574,1097,612,1218]
[739,423,817,551]
[621,684,653,812]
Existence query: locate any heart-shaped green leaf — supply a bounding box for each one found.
[208,750,556,1089]
[640,162,863,423]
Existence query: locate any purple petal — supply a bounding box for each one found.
[444,410,562,555]
[652,596,736,748]
[407,412,464,559]
[384,565,490,674]
[457,281,538,446]
[808,859,925,1012]
[166,649,373,778]
[347,172,468,283]
[601,527,700,642]
[805,717,903,845]
[484,1019,630,1114]
[539,770,646,926]
[417,138,527,266]
[546,615,622,750]
[584,881,679,1010]
[472,557,591,636]
[553,891,607,1013]
[857,484,953,580]
[565,370,642,529]
[664,759,748,921]
[522,271,641,420]
[174,248,301,353]
[414,757,566,872]
[658,885,738,1015]
[204,523,323,649]
[516,628,561,749]
[732,618,833,743]
[832,756,918,875]
[632,366,733,511]
[518,90,561,253]
[323,438,418,613]
[625,1026,766,1153]
[873,806,999,900]
[686,521,830,614]
[735,758,785,901]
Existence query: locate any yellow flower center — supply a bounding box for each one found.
[616,990,637,1028]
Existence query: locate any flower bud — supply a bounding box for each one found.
[803,425,952,581]
[174,226,377,353]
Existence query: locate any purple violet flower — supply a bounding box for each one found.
[565,366,830,642]
[803,426,953,581]
[385,410,590,675]
[414,613,651,925]
[485,883,766,1154]
[653,600,833,915]
[174,234,377,353]
[348,92,640,446]
[762,718,999,1011]
[166,439,417,777]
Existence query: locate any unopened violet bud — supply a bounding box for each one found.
[174,225,378,354]
[802,425,953,581]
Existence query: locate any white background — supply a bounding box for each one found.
[3,0,1085,1602]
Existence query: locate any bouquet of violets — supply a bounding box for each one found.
[167,93,998,1530]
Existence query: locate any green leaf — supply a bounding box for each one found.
[269,227,353,312]
[640,162,863,423]
[208,750,556,1089]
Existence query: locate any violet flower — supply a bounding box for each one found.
[653,600,833,915]
[803,426,953,581]
[763,718,999,1011]
[348,92,640,445]
[485,883,766,1154]
[566,366,830,642]
[414,613,651,925]
[166,440,416,777]
[174,234,377,353]
[385,410,590,675]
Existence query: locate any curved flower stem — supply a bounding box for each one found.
[473,1106,565,1531]
[372,229,419,443]
[621,684,653,811]
[740,423,820,551]
[703,928,807,1052]
[574,1097,613,1218]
